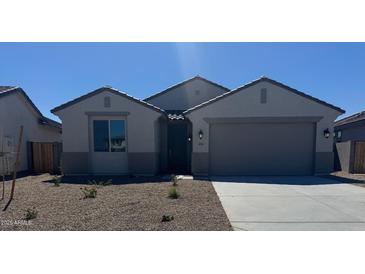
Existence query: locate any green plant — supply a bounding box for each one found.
[88,179,112,187]
[168,187,180,199]
[161,215,174,222]
[171,175,179,186]
[81,186,97,199]
[25,207,38,220]
[53,175,62,187]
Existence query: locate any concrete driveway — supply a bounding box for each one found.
[212,176,365,231]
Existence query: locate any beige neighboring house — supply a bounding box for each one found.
[0,86,62,173]
[52,76,344,176]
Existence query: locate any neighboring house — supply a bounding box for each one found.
[334,111,365,173]
[0,86,62,173]
[334,111,365,142]
[51,76,344,176]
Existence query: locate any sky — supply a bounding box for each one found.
[0,43,364,121]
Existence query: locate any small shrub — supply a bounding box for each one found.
[53,176,62,187]
[88,179,112,187]
[161,215,174,222]
[171,175,179,186]
[25,207,38,220]
[168,187,180,199]
[81,186,97,199]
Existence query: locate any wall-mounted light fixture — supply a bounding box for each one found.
[198,129,203,140]
[323,128,330,138]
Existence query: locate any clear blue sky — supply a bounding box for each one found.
[0,43,364,121]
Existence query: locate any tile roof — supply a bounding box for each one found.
[0,86,15,92]
[51,86,166,115]
[144,75,230,102]
[335,111,365,127]
[184,76,345,115]
[165,110,185,120]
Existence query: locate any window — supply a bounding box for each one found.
[110,120,126,152]
[93,120,126,152]
[337,130,342,139]
[93,120,109,152]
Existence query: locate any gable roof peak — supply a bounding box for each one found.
[144,75,230,101]
[0,86,18,93]
[0,86,61,130]
[51,86,166,115]
[184,76,345,114]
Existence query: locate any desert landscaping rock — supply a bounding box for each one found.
[0,174,231,231]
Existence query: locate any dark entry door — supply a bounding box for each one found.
[167,121,190,173]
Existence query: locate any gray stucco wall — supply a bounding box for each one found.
[62,152,89,174]
[54,90,163,175]
[191,152,209,176]
[315,152,334,174]
[128,152,159,175]
[158,117,168,173]
[0,93,61,173]
[335,120,365,142]
[145,78,228,111]
[186,81,343,175]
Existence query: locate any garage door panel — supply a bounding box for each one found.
[210,123,315,175]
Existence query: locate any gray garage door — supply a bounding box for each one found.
[209,123,315,175]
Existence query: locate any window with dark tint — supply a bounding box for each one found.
[93,120,109,152]
[110,120,126,152]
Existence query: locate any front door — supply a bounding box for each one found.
[167,121,191,174]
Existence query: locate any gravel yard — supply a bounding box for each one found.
[0,174,231,231]
[328,171,365,187]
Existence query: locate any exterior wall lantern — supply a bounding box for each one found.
[323,128,330,138]
[198,129,203,140]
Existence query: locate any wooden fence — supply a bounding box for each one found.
[28,142,62,174]
[354,141,365,173]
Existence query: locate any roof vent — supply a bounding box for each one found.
[260,88,267,104]
[104,96,111,108]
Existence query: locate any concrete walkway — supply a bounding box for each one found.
[212,176,365,231]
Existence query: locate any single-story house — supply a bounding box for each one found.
[51,76,344,176]
[334,111,365,173]
[334,111,365,142]
[0,86,62,173]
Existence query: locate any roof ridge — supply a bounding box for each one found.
[184,77,345,114]
[51,86,166,115]
[0,86,19,93]
[144,75,230,102]
[183,77,263,114]
[0,86,61,130]
[335,110,365,126]
[104,86,166,113]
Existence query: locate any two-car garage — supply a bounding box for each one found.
[185,77,345,176]
[209,122,316,175]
